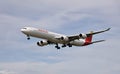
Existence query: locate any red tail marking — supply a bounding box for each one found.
[83,35,92,45]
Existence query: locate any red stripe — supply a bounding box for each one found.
[83,35,92,46]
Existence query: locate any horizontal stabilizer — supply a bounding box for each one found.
[91,40,105,44]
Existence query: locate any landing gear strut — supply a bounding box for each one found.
[27,35,30,40]
[55,44,60,49]
[67,44,72,47]
[62,44,66,48]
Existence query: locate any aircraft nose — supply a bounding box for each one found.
[21,28,25,32]
[21,28,28,33]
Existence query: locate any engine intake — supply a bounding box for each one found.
[60,36,69,42]
[37,40,48,46]
[79,33,87,39]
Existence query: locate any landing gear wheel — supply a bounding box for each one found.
[67,44,72,47]
[27,37,30,40]
[62,44,66,48]
[55,46,60,49]
[27,35,30,40]
[57,47,60,49]
[55,44,60,49]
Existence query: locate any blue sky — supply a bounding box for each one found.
[0,0,120,74]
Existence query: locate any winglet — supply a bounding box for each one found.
[105,28,111,31]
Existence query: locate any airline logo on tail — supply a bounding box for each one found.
[83,35,92,46]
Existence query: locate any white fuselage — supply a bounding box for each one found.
[21,27,85,46]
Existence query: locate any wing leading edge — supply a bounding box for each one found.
[86,28,111,36]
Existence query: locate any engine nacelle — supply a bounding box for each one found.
[79,33,87,39]
[60,36,69,42]
[37,40,48,46]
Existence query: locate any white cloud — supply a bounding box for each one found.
[0,0,119,31]
[0,56,120,74]
[0,70,16,74]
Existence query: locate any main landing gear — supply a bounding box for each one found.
[55,44,72,49]
[62,44,66,48]
[55,44,60,49]
[67,44,72,47]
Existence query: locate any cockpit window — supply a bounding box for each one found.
[23,28,27,29]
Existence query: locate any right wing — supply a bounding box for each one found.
[68,28,110,41]
[86,28,111,36]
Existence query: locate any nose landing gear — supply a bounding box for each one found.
[27,35,30,40]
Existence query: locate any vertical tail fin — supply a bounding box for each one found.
[85,35,92,42]
[83,31,93,46]
[83,35,92,45]
[86,31,93,42]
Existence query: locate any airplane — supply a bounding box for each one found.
[21,27,110,49]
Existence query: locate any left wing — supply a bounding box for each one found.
[68,28,110,41]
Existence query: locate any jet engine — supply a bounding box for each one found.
[79,33,87,39]
[37,40,48,46]
[60,36,69,42]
